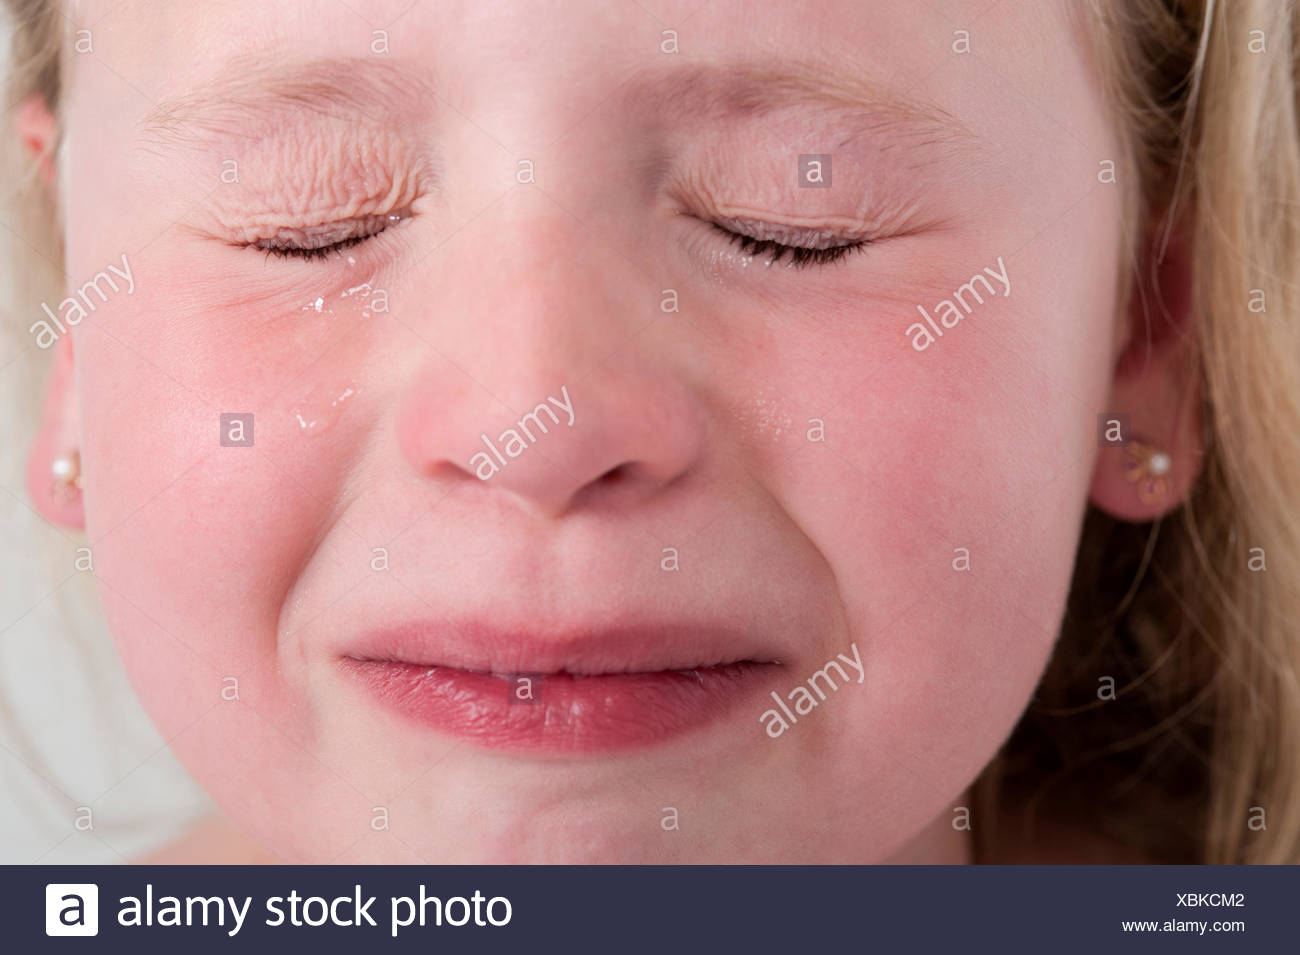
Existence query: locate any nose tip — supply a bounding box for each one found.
[399,367,706,519]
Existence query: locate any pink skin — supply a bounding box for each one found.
[24,0,1200,863]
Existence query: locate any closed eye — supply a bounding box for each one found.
[250,210,412,261]
[708,220,869,269]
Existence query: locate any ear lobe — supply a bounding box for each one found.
[1089,218,1203,522]
[26,334,84,530]
[15,94,57,186]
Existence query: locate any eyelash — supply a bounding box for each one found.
[709,223,869,269]
[252,212,408,261]
[260,236,367,262]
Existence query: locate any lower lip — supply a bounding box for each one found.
[342,659,779,753]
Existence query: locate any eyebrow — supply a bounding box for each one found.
[138,57,434,150]
[139,54,971,157]
[617,59,974,149]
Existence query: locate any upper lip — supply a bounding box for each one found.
[341,618,783,676]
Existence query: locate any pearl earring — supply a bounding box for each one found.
[51,449,83,492]
[1123,439,1171,505]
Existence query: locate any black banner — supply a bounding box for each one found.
[10,865,1295,952]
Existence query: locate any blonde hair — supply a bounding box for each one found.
[977,0,1300,864]
[4,0,1299,864]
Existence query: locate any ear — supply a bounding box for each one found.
[1089,219,1203,522]
[26,334,84,529]
[15,93,57,185]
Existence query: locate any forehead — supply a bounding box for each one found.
[58,0,1109,250]
[70,0,1084,116]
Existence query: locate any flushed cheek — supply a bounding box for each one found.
[82,436,317,676]
[74,247,420,722]
[737,294,1092,783]
[99,244,385,407]
[764,397,1078,857]
[817,568,1059,859]
[73,312,364,683]
[74,246,390,490]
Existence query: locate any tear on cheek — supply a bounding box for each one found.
[155,240,395,326]
[292,380,361,438]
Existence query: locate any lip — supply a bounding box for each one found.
[339,621,785,753]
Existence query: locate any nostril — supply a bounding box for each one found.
[598,465,627,485]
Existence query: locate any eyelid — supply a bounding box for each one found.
[693,212,871,270]
[709,213,870,249]
[251,208,413,253]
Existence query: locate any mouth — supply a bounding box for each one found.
[339,622,786,753]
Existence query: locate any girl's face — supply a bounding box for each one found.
[39,0,1136,861]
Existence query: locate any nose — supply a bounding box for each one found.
[395,209,707,519]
